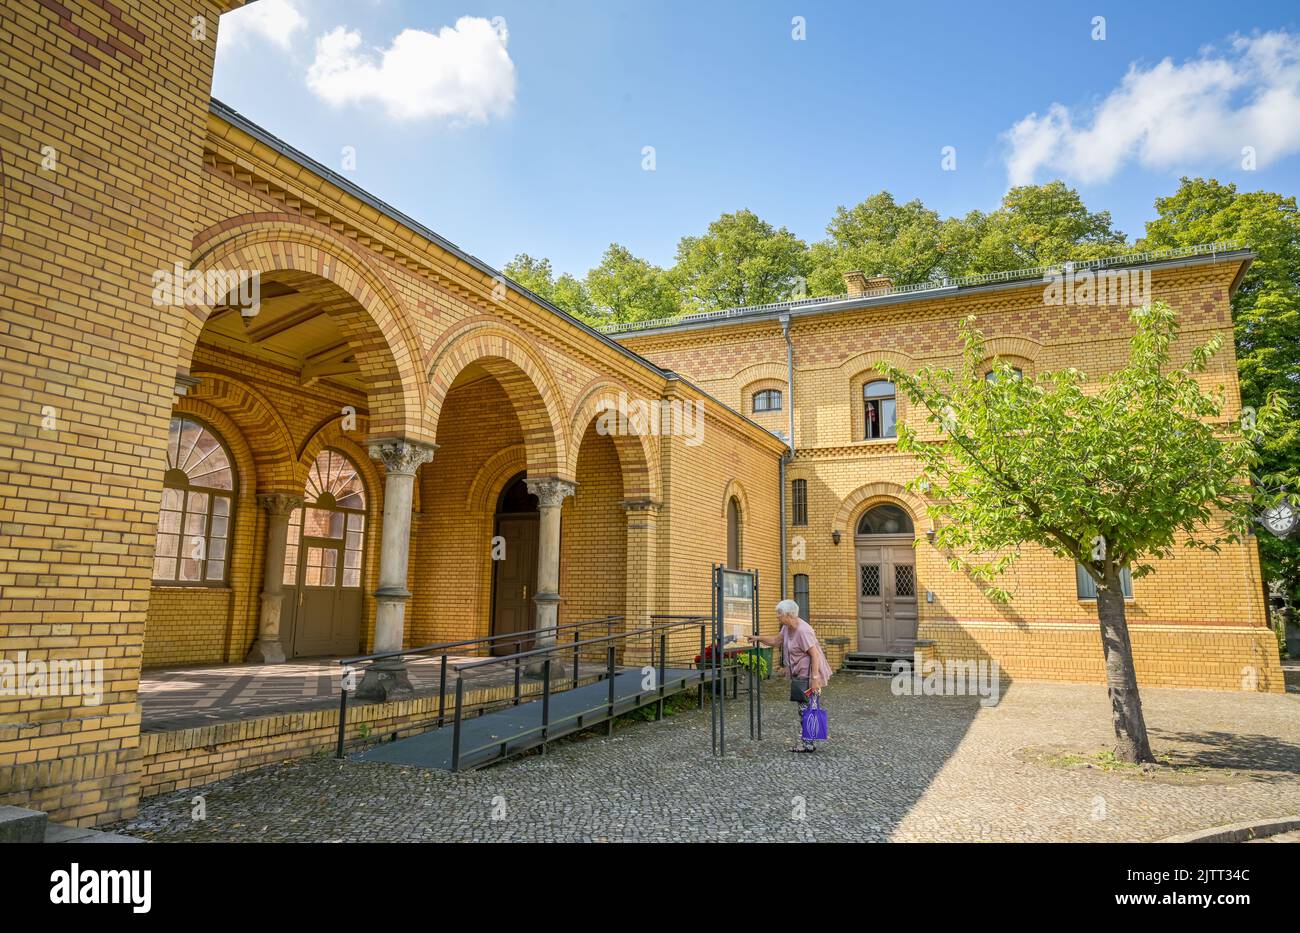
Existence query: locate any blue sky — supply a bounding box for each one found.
[213,0,1300,277]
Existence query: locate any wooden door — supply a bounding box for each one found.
[889,544,919,648]
[491,514,539,655]
[856,543,887,652]
[294,537,344,657]
[856,537,919,652]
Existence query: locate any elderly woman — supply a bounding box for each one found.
[748,599,832,753]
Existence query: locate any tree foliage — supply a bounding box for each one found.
[882,302,1289,760]
[671,209,810,310]
[584,243,678,325]
[1140,177,1300,599]
[885,303,1284,595]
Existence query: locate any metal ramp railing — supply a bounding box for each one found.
[337,616,755,771]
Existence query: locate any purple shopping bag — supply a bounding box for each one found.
[801,692,828,742]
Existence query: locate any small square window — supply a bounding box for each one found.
[1076,563,1133,599]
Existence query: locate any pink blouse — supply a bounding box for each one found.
[781,620,832,686]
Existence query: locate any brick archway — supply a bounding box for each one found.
[186,218,429,442]
[566,380,659,501]
[833,482,929,537]
[426,321,567,478]
[184,370,298,492]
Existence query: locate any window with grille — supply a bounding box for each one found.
[791,479,807,526]
[153,417,235,585]
[753,389,782,413]
[860,563,881,597]
[894,564,916,597]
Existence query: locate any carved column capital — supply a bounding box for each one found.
[619,497,662,514]
[367,438,437,476]
[525,477,576,509]
[257,493,304,517]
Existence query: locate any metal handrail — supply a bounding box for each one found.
[333,615,620,758]
[335,614,621,666]
[448,616,720,770]
[451,619,681,671]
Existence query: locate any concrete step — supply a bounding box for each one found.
[44,823,145,843]
[844,652,914,678]
[0,805,48,843]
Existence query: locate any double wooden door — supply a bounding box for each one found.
[855,536,918,653]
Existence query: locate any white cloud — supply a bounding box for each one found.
[217,0,306,53]
[305,17,516,124]
[1003,31,1300,185]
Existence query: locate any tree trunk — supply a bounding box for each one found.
[1094,565,1155,763]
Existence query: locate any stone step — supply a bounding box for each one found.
[0,805,48,843]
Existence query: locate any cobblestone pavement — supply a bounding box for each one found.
[116,676,1300,842]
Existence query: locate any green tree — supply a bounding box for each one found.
[503,253,557,300]
[671,209,810,310]
[585,243,679,324]
[884,303,1287,762]
[807,191,951,294]
[966,181,1129,271]
[503,253,595,322]
[1140,178,1300,600]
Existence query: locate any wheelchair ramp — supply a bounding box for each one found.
[352,667,710,771]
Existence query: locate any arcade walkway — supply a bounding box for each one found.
[139,656,612,732]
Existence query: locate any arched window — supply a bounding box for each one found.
[856,503,914,535]
[153,416,236,585]
[985,367,1023,383]
[864,380,897,439]
[284,449,367,589]
[727,496,742,569]
[753,389,782,413]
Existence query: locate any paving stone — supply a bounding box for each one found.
[112,677,1300,842]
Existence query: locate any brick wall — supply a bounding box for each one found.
[621,262,1282,693]
[0,0,241,826]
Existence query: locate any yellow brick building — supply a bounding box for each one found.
[614,256,1280,696]
[0,1,1281,829]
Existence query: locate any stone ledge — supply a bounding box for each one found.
[0,805,47,843]
[1159,816,1300,843]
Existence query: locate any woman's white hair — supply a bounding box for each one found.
[775,599,800,617]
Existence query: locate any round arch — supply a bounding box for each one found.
[185,370,297,491]
[425,321,567,478]
[566,380,659,501]
[185,217,428,442]
[833,481,928,538]
[297,417,384,514]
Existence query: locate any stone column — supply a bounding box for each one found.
[621,497,661,668]
[357,438,436,700]
[246,493,304,664]
[525,477,576,658]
